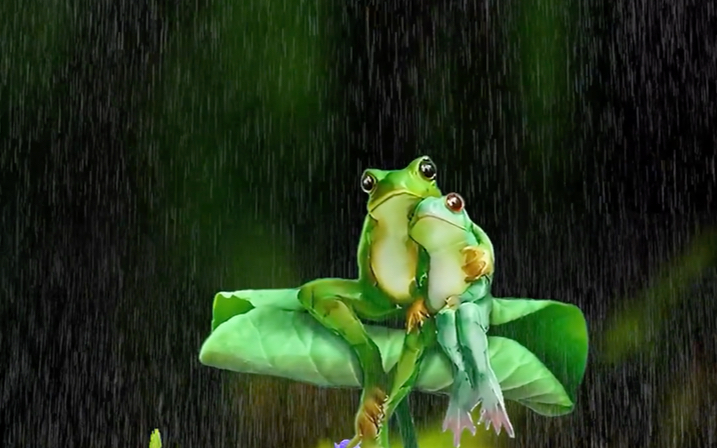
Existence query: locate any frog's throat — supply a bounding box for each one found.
[368,191,422,215]
[411,214,466,233]
[410,215,468,250]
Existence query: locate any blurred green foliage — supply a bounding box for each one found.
[0,0,73,114]
[149,0,332,156]
[600,228,717,447]
[519,0,568,164]
[135,0,339,297]
[600,228,717,364]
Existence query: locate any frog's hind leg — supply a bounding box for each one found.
[436,309,476,447]
[351,318,434,447]
[436,306,465,373]
[298,278,389,384]
[298,278,391,445]
[442,375,477,448]
[456,302,514,438]
[383,327,429,415]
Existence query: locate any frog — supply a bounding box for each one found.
[408,192,514,447]
[297,156,441,448]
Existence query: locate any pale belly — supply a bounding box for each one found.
[427,256,469,311]
[370,237,418,303]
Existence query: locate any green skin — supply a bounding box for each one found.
[409,194,514,446]
[297,156,441,448]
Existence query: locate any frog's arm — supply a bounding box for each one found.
[451,222,495,303]
[459,276,492,304]
[471,221,494,253]
[411,245,434,311]
[467,221,495,282]
[416,245,430,290]
[356,215,377,285]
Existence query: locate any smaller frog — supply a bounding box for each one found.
[409,193,514,446]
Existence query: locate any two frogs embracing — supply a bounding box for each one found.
[199,157,589,448]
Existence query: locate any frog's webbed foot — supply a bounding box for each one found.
[477,394,515,438]
[478,405,515,438]
[350,387,388,447]
[406,298,430,333]
[461,246,493,282]
[442,400,476,447]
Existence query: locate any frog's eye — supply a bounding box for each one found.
[418,158,437,180]
[361,172,377,193]
[445,193,464,213]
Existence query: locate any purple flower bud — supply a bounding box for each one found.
[334,439,359,448]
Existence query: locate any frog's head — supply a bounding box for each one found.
[361,156,442,222]
[409,193,472,251]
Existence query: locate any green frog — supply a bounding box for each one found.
[409,193,513,446]
[297,156,441,447]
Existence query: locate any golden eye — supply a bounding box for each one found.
[445,193,464,213]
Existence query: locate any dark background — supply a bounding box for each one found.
[1,0,716,447]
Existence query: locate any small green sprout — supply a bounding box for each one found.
[149,429,162,448]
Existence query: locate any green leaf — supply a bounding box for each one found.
[211,288,303,331]
[200,292,578,415]
[489,337,573,415]
[489,298,589,408]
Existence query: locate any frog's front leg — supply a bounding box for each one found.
[405,298,430,333]
[461,246,494,283]
[298,278,393,446]
[405,277,432,333]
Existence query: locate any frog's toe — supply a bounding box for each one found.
[355,387,387,441]
[477,403,514,438]
[442,402,475,447]
[406,299,430,333]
